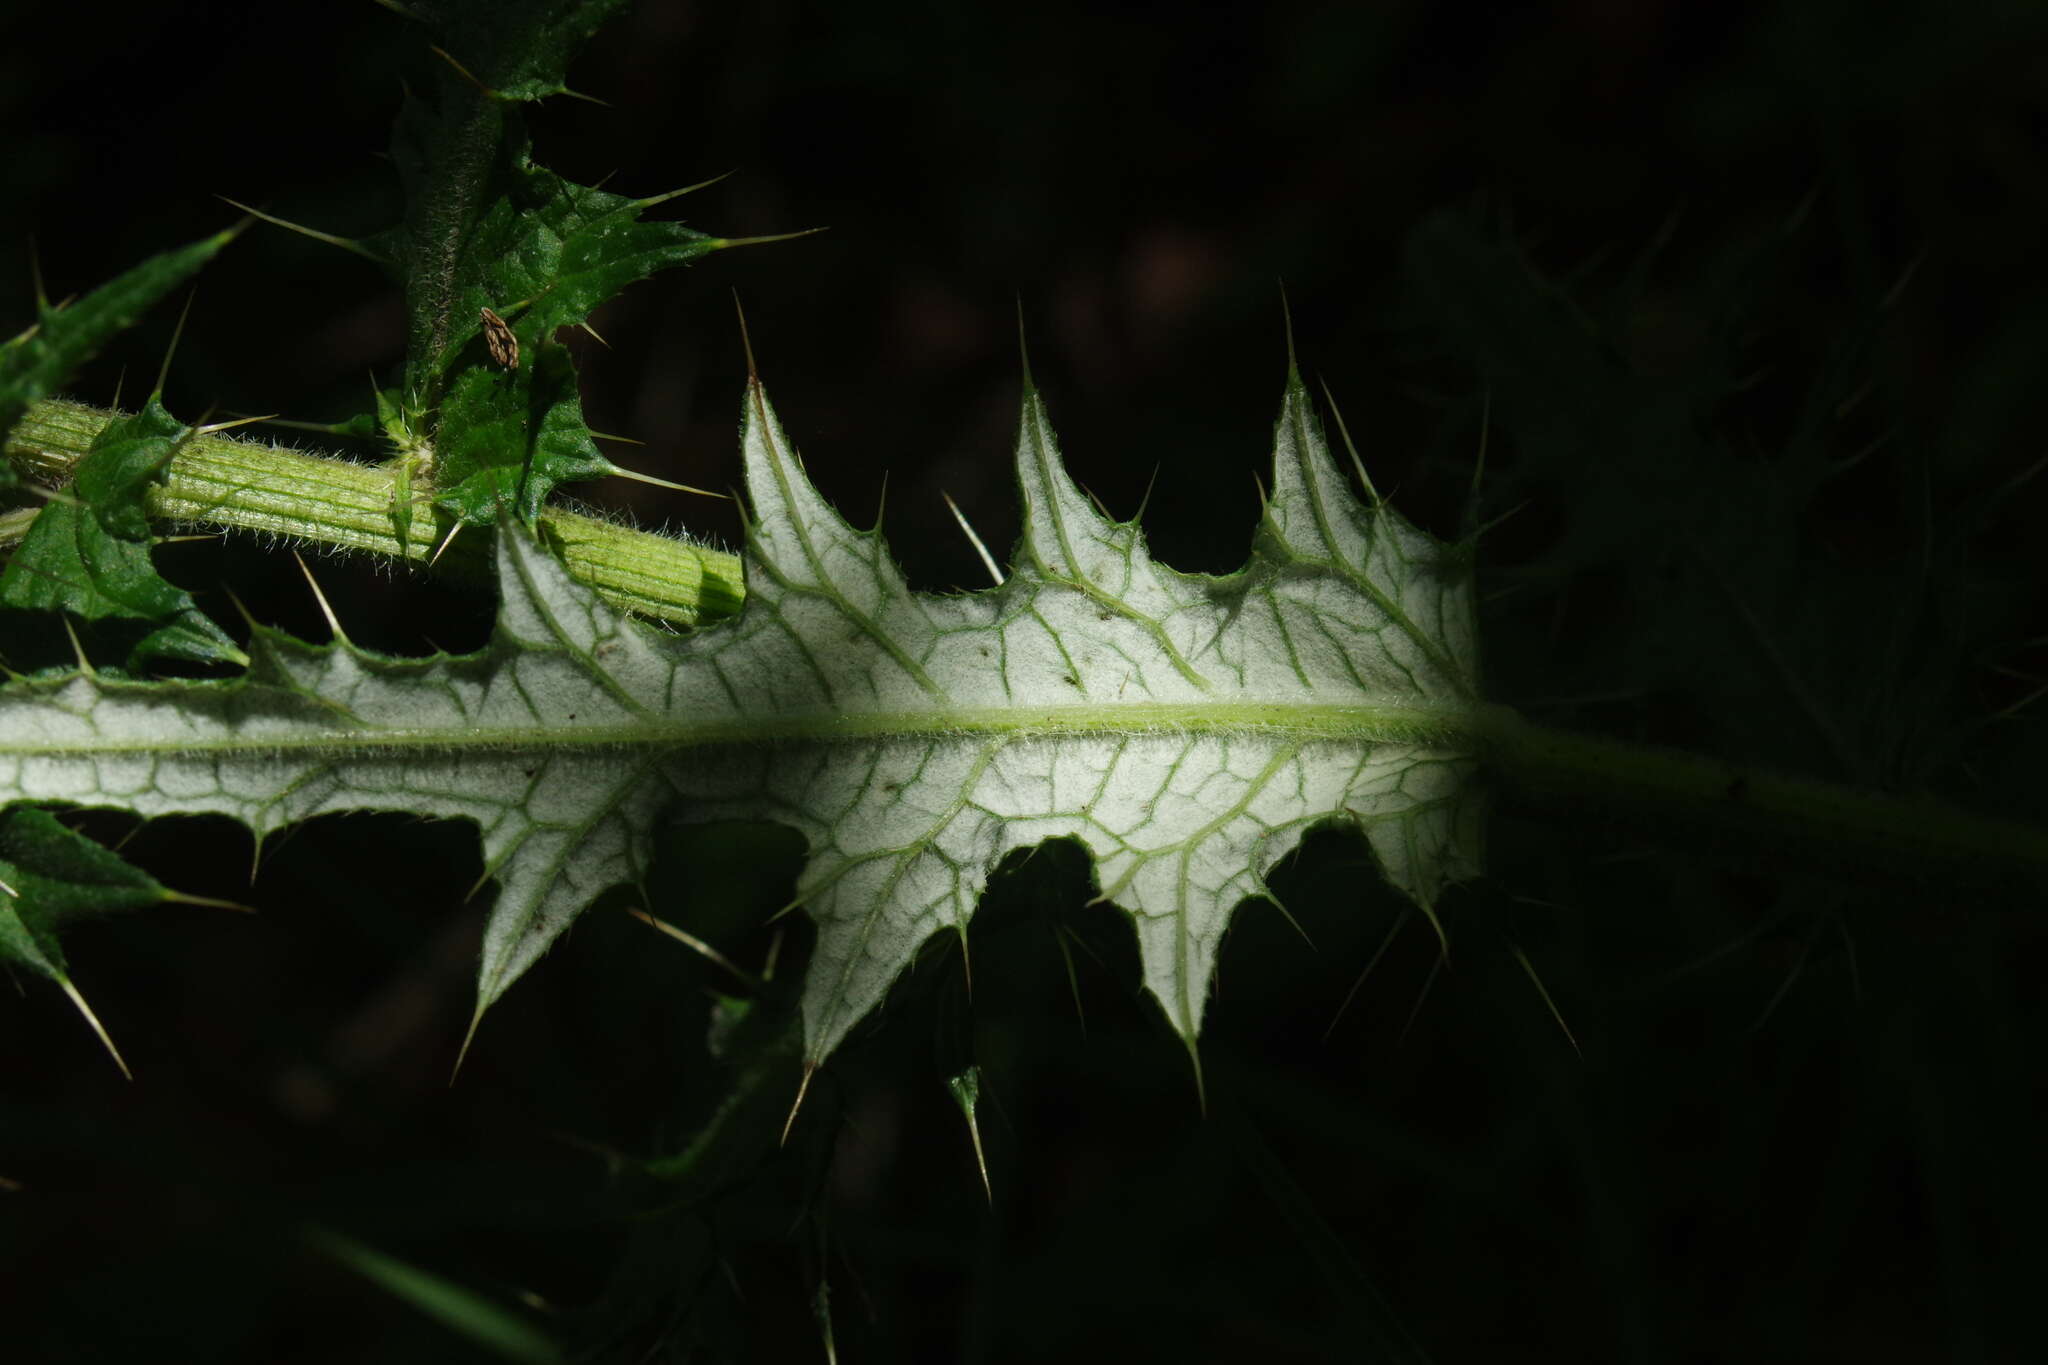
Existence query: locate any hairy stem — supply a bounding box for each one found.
[4,398,744,628]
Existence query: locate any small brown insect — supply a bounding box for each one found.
[479,306,518,369]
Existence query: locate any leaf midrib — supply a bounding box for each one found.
[4,698,1480,759]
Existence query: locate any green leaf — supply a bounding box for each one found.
[392,0,628,102]
[0,806,174,1076]
[395,135,733,525]
[0,367,1486,1069]
[0,396,248,671]
[437,152,728,367]
[0,806,166,976]
[232,4,761,540]
[0,229,235,466]
[361,7,738,528]
[428,327,614,526]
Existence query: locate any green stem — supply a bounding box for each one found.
[1477,704,2048,897]
[4,398,744,628]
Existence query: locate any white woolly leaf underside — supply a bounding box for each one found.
[0,371,1484,1063]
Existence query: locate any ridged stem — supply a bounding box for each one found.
[4,398,744,628]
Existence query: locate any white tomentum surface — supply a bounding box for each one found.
[0,368,1486,1065]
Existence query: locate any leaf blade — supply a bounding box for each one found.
[0,229,235,457]
[0,372,1485,1065]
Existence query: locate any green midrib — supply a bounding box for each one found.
[3,699,1482,759]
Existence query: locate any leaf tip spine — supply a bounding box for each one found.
[1131,462,1161,528]
[1265,889,1313,948]
[602,461,727,501]
[293,551,352,647]
[450,1002,486,1085]
[428,520,464,567]
[637,169,736,210]
[1278,279,1299,381]
[215,198,388,266]
[161,887,258,914]
[1510,943,1582,1059]
[732,289,762,389]
[26,234,48,311]
[714,226,830,252]
[941,490,1005,586]
[58,977,132,1081]
[1013,297,1036,393]
[426,43,493,98]
[152,287,199,400]
[780,1064,816,1147]
[59,618,95,678]
[1183,1035,1208,1118]
[1315,374,1380,505]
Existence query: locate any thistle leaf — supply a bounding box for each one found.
[0,369,1484,1066]
[0,805,191,1074]
[0,228,235,464]
[0,806,169,977]
[369,65,738,525]
[0,396,247,671]
[234,3,773,533]
[389,0,628,102]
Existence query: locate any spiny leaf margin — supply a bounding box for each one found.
[0,364,1485,1069]
[0,228,235,463]
[359,3,748,528]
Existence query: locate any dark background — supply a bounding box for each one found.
[3,1,2046,1360]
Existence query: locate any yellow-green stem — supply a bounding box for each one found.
[3,398,744,628]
